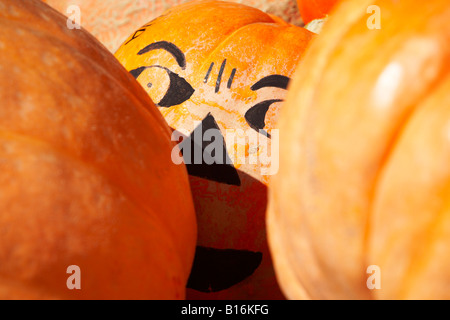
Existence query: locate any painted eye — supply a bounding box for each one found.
[158,70,195,107]
[244,99,283,139]
[129,65,195,107]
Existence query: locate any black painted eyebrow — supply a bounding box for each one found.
[137,41,186,69]
[251,75,291,91]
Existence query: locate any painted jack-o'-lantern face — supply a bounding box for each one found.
[115,0,314,299]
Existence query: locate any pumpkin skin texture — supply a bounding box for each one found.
[0,0,196,300]
[42,0,302,53]
[268,0,450,300]
[115,0,314,300]
[296,0,338,23]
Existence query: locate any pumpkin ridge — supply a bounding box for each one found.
[0,128,192,297]
[0,0,197,299]
[193,18,282,87]
[0,128,195,283]
[187,23,311,122]
[279,3,377,297]
[366,72,450,299]
[267,199,316,299]
[269,181,342,299]
[362,105,420,296]
[364,73,450,299]
[0,19,171,139]
[397,192,450,299]
[357,105,419,300]
[0,128,183,252]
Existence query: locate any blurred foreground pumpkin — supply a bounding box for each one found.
[0,0,196,299]
[268,0,450,299]
[42,0,302,52]
[115,0,314,299]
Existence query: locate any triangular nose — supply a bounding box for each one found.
[180,113,241,186]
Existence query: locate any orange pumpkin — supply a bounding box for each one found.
[296,0,338,23]
[0,0,196,299]
[115,0,314,299]
[42,0,302,53]
[268,0,450,300]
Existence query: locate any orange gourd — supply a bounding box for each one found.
[0,0,196,299]
[115,0,314,299]
[42,0,302,53]
[268,0,450,300]
[296,0,338,23]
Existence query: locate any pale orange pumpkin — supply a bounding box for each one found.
[42,0,302,53]
[0,0,196,299]
[115,0,314,299]
[268,0,450,300]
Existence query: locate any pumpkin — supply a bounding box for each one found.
[268,0,450,300]
[296,0,338,23]
[115,0,314,299]
[41,0,302,53]
[0,0,196,300]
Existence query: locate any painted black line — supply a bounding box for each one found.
[124,28,146,45]
[245,99,283,139]
[227,68,237,89]
[251,74,291,91]
[204,62,214,83]
[215,59,227,93]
